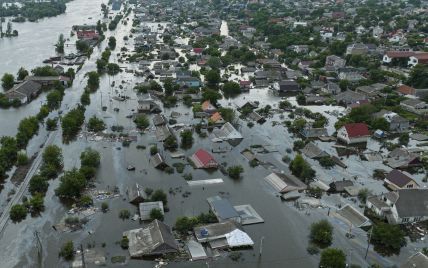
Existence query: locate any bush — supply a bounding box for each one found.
[150,145,158,155]
[101,202,109,212]
[150,208,164,221]
[227,165,244,180]
[319,248,346,268]
[10,204,27,222]
[119,209,131,220]
[134,114,149,129]
[87,116,106,132]
[29,175,49,195]
[318,156,335,169]
[120,236,129,249]
[309,220,333,248]
[151,189,167,205]
[59,241,75,261]
[307,244,320,255]
[16,152,29,166]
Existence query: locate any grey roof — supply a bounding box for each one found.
[401,98,425,107]
[334,90,367,103]
[10,80,41,97]
[208,198,239,220]
[367,196,388,210]
[264,172,307,193]
[152,114,167,126]
[151,153,166,168]
[394,189,428,218]
[329,180,354,192]
[337,204,371,227]
[124,220,178,257]
[400,252,428,268]
[301,127,328,138]
[139,201,164,221]
[301,142,329,159]
[128,183,147,204]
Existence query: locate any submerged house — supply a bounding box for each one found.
[194,221,254,249]
[5,80,42,104]
[127,183,148,205]
[190,149,218,169]
[337,123,370,144]
[212,122,243,145]
[124,220,178,258]
[207,196,241,224]
[264,172,307,194]
[384,169,419,190]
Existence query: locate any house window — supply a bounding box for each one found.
[402,218,409,223]
[414,217,422,222]
[407,184,413,188]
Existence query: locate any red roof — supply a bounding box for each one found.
[193,48,203,54]
[385,51,415,58]
[343,123,370,138]
[193,149,217,167]
[239,80,251,86]
[398,85,416,95]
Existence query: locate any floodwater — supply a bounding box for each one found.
[0,3,414,268]
[0,0,106,136]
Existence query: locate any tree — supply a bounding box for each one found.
[150,208,164,221]
[61,106,85,141]
[10,204,27,222]
[207,57,222,69]
[371,223,406,256]
[309,220,333,248]
[87,116,106,132]
[151,189,167,205]
[76,40,90,53]
[29,175,49,195]
[42,145,63,171]
[46,89,63,110]
[55,168,87,199]
[80,148,100,168]
[205,69,221,86]
[80,90,90,106]
[164,136,178,149]
[59,241,75,261]
[163,78,175,96]
[407,64,428,89]
[1,73,14,90]
[222,81,241,96]
[219,107,235,123]
[290,154,316,182]
[175,216,199,234]
[29,193,45,213]
[86,71,100,91]
[31,66,58,76]
[319,248,346,268]
[108,36,116,50]
[358,188,370,203]
[46,118,57,131]
[17,67,29,80]
[399,133,409,146]
[55,33,65,53]
[371,118,389,131]
[134,114,149,129]
[227,165,244,180]
[202,89,222,104]
[180,130,193,148]
[107,63,120,75]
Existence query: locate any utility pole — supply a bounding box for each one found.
[34,231,43,268]
[259,236,265,256]
[365,227,373,260]
[80,244,86,268]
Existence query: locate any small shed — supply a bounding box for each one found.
[150,153,168,169]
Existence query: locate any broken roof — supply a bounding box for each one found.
[124,220,178,257]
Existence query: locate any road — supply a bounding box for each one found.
[0,130,58,235]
